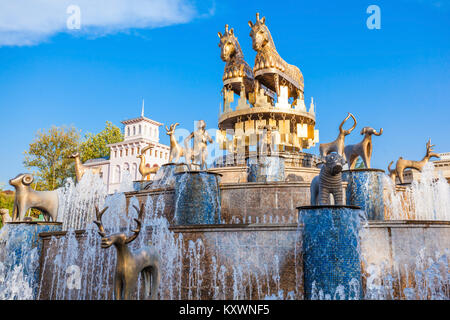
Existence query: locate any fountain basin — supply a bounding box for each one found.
[298,205,364,300]
[0,221,62,299]
[342,169,386,220]
[246,155,285,183]
[174,171,221,225]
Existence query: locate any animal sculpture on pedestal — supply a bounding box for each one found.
[9,173,58,221]
[69,152,102,182]
[248,12,303,101]
[218,24,254,101]
[166,123,188,163]
[94,204,160,300]
[391,139,439,184]
[310,153,346,205]
[319,113,357,158]
[344,127,383,169]
[136,143,159,180]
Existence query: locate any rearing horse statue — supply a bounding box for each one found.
[248,13,304,101]
[218,24,254,99]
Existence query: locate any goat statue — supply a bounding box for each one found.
[166,123,188,163]
[310,153,346,205]
[69,152,102,182]
[94,204,160,300]
[319,113,357,159]
[9,173,58,222]
[344,127,383,169]
[392,139,440,184]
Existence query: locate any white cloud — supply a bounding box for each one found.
[0,0,203,46]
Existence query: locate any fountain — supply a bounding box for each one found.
[1,12,448,301]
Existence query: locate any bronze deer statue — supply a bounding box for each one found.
[94,204,160,300]
[69,152,102,182]
[393,139,440,184]
[319,113,357,159]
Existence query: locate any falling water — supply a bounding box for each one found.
[384,163,450,220]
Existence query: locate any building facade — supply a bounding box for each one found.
[84,107,170,193]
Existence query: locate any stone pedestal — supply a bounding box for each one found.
[0,222,62,299]
[298,205,364,300]
[246,155,285,183]
[174,171,221,225]
[342,169,386,220]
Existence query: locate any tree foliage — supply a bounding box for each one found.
[23,126,80,190]
[80,121,123,162]
[355,157,366,169]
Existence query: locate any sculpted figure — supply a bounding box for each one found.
[69,152,102,182]
[9,173,58,222]
[392,139,439,184]
[184,120,213,170]
[218,24,254,98]
[248,13,303,101]
[0,209,11,224]
[387,161,397,183]
[166,123,188,163]
[310,153,346,205]
[136,143,158,179]
[94,204,160,300]
[344,127,383,169]
[319,113,357,158]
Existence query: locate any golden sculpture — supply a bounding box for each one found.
[69,152,102,182]
[344,127,383,169]
[136,143,158,180]
[218,24,254,104]
[391,139,440,184]
[217,13,318,157]
[9,173,59,222]
[184,120,213,170]
[94,204,160,300]
[166,123,189,163]
[249,13,303,101]
[387,161,397,182]
[319,113,357,158]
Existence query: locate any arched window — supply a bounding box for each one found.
[139,125,142,134]
[127,127,130,136]
[133,126,136,135]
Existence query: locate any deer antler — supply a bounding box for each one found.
[125,203,144,244]
[339,113,357,135]
[426,139,435,153]
[94,206,108,237]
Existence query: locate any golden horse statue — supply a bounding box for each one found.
[248,13,304,101]
[218,24,254,97]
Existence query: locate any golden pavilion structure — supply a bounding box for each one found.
[216,13,319,161]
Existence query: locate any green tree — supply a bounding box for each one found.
[23,126,81,190]
[80,121,123,162]
[355,157,366,169]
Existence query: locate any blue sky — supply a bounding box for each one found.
[0,0,449,188]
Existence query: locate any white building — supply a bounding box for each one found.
[84,104,170,193]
